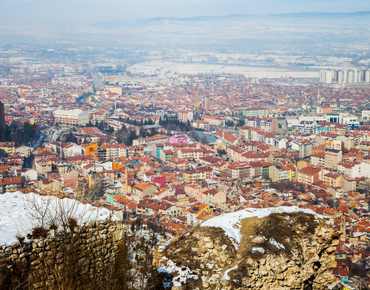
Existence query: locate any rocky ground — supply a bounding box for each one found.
[153,207,340,290]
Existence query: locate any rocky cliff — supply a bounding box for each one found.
[154,207,339,290]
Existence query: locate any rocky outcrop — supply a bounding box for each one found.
[154,207,339,290]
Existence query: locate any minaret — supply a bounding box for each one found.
[125,167,128,196]
[340,215,346,242]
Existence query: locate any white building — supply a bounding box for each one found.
[54,109,89,126]
[362,111,370,121]
[320,69,370,84]
[319,70,333,84]
[338,161,370,179]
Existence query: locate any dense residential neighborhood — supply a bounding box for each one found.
[2,58,370,288]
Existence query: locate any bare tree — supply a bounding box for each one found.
[200,135,209,145]
[159,164,175,173]
[89,172,105,200]
[189,130,200,141]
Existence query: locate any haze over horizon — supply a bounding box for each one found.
[1,0,370,25]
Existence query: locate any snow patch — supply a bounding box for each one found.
[206,263,214,269]
[0,191,118,246]
[201,206,324,249]
[158,245,166,252]
[252,247,265,254]
[222,261,241,280]
[269,238,285,249]
[158,259,198,287]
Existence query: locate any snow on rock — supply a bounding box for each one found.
[158,259,198,287]
[270,238,285,249]
[222,261,241,281]
[0,191,118,246]
[201,206,325,249]
[206,263,214,269]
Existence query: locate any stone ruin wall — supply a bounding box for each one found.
[0,219,125,288]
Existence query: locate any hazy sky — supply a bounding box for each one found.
[1,0,370,25]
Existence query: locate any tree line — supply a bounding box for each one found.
[86,121,114,134]
[159,118,191,132]
[0,122,40,146]
[119,117,155,127]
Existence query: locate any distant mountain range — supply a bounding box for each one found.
[1,11,370,50]
[93,11,370,29]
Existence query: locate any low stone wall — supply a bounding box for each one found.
[0,219,125,288]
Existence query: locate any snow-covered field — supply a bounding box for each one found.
[127,61,319,79]
[0,192,118,246]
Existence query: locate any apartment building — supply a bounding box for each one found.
[325,149,342,170]
[91,111,108,122]
[227,162,251,180]
[202,115,225,127]
[342,177,356,192]
[152,142,173,159]
[310,152,325,167]
[337,161,370,178]
[133,134,168,146]
[291,139,314,159]
[239,126,251,140]
[177,110,193,123]
[323,172,342,188]
[202,189,226,207]
[269,166,289,182]
[259,118,279,133]
[102,142,127,161]
[297,166,321,185]
[192,120,210,131]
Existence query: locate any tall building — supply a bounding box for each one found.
[366,71,370,83]
[0,101,5,129]
[320,69,370,84]
[337,71,345,84]
[347,70,355,83]
[319,70,332,84]
[343,70,348,84]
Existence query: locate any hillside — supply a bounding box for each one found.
[154,207,339,290]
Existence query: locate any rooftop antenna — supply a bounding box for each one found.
[340,215,346,241]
